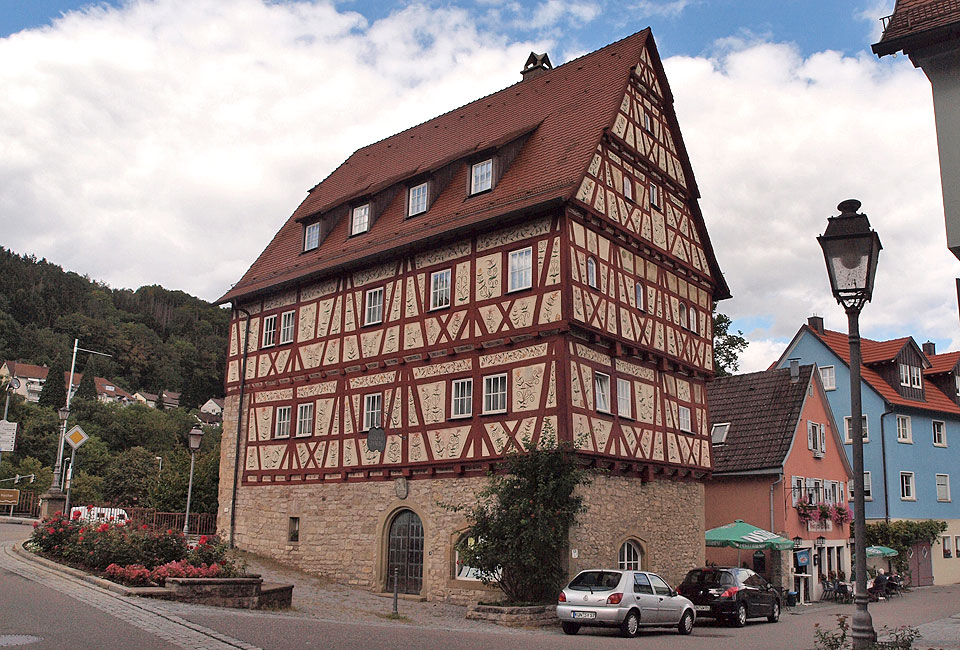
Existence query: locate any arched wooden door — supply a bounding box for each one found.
[387,510,423,595]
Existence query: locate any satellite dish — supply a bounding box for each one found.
[7,377,20,390]
[367,427,386,453]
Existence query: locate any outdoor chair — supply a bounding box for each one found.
[834,582,852,604]
[885,578,904,598]
[820,581,837,601]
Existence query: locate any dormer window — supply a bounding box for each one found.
[955,374,960,400]
[471,159,493,194]
[408,182,428,216]
[304,222,320,251]
[351,204,370,236]
[899,363,910,387]
[910,365,922,389]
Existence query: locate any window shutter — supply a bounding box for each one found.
[819,425,826,453]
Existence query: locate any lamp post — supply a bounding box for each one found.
[818,199,882,649]
[183,426,204,535]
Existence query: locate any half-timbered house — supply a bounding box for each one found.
[216,29,729,603]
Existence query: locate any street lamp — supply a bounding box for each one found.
[793,536,803,549]
[818,198,882,649]
[53,406,70,491]
[183,427,204,535]
[816,535,827,548]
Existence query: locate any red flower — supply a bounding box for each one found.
[72,511,81,520]
[166,529,173,535]
[198,535,208,545]
[109,516,115,521]
[86,504,94,510]
[97,523,109,533]
[78,536,84,542]
[32,522,38,528]
[47,527,55,535]
[141,524,149,530]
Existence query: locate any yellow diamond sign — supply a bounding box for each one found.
[65,425,88,450]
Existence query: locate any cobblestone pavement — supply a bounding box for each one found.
[0,539,261,650]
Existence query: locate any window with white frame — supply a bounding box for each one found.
[623,175,633,201]
[792,476,804,506]
[455,534,482,580]
[851,472,874,500]
[451,378,473,418]
[937,474,951,502]
[279,310,296,345]
[482,374,507,414]
[365,287,384,325]
[808,421,825,454]
[274,405,291,438]
[900,471,915,500]
[617,378,632,418]
[304,222,320,251]
[897,415,912,443]
[956,374,960,400]
[363,393,382,431]
[618,540,642,570]
[899,363,910,387]
[351,204,370,235]
[943,535,953,559]
[806,478,823,504]
[508,247,532,292]
[430,269,451,310]
[471,159,493,194]
[712,423,730,446]
[911,365,923,389]
[408,182,428,216]
[262,314,277,348]
[296,403,314,437]
[635,282,645,311]
[933,420,947,447]
[594,372,611,413]
[819,366,836,390]
[649,182,660,209]
[586,257,597,288]
[688,306,698,334]
[844,415,869,443]
[678,405,692,433]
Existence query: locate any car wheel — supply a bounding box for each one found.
[732,603,747,627]
[561,622,580,635]
[620,610,640,638]
[768,600,780,623]
[678,610,694,635]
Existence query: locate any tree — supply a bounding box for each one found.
[866,520,947,576]
[102,446,157,507]
[713,309,748,377]
[448,440,591,604]
[76,358,98,401]
[38,356,67,410]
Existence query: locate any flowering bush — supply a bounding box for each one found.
[28,514,237,585]
[796,497,817,522]
[831,504,852,526]
[817,503,833,522]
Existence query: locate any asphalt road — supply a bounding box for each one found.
[2,522,958,650]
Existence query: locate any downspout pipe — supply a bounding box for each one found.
[771,473,783,533]
[878,404,895,523]
[229,304,252,548]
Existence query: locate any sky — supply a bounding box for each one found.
[2,0,957,373]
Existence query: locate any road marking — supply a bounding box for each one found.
[0,542,261,650]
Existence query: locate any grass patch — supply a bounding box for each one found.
[375,612,411,622]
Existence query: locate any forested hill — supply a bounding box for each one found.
[0,247,228,409]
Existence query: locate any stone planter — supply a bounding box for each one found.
[166,575,266,609]
[465,603,558,627]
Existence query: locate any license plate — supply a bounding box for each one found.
[695,605,711,612]
[572,611,597,619]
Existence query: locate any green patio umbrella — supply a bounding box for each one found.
[865,545,898,558]
[706,520,795,565]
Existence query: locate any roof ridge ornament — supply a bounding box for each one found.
[521,52,553,81]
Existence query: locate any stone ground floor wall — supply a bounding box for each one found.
[568,474,704,589]
[219,468,706,603]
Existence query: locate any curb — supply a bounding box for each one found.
[12,542,135,596]
[0,516,41,527]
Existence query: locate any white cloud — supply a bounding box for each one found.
[738,338,789,374]
[629,0,695,19]
[0,0,538,301]
[525,1,601,29]
[665,41,958,363]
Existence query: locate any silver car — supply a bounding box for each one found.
[557,569,696,637]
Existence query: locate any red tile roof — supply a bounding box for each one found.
[873,0,960,56]
[219,30,728,304]
[810,327,960,415]
[860,336,913,365]
[4,361,49,380]
[927,350,960,375]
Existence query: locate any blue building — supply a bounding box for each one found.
[777,317,960,585]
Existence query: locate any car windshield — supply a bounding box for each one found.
[568,571,622,591]
[681,569,732,587]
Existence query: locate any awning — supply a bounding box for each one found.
[706,520,795,551]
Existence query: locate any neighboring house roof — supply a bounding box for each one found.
[4,361,50,380]
[707,365,814,473]
[927,350,960,375]
[218,29,729,304]
[213,397,224,409]
[860,336,916,365]
[195,411,221,425]
[801,326,960,415]
[873,0,960,57]
[66,372,135,401]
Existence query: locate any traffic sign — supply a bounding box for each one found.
[65,425,89,450]
[0,488,19,506]
[0,420,16,452]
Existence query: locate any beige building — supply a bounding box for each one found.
[216,30,729,603]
